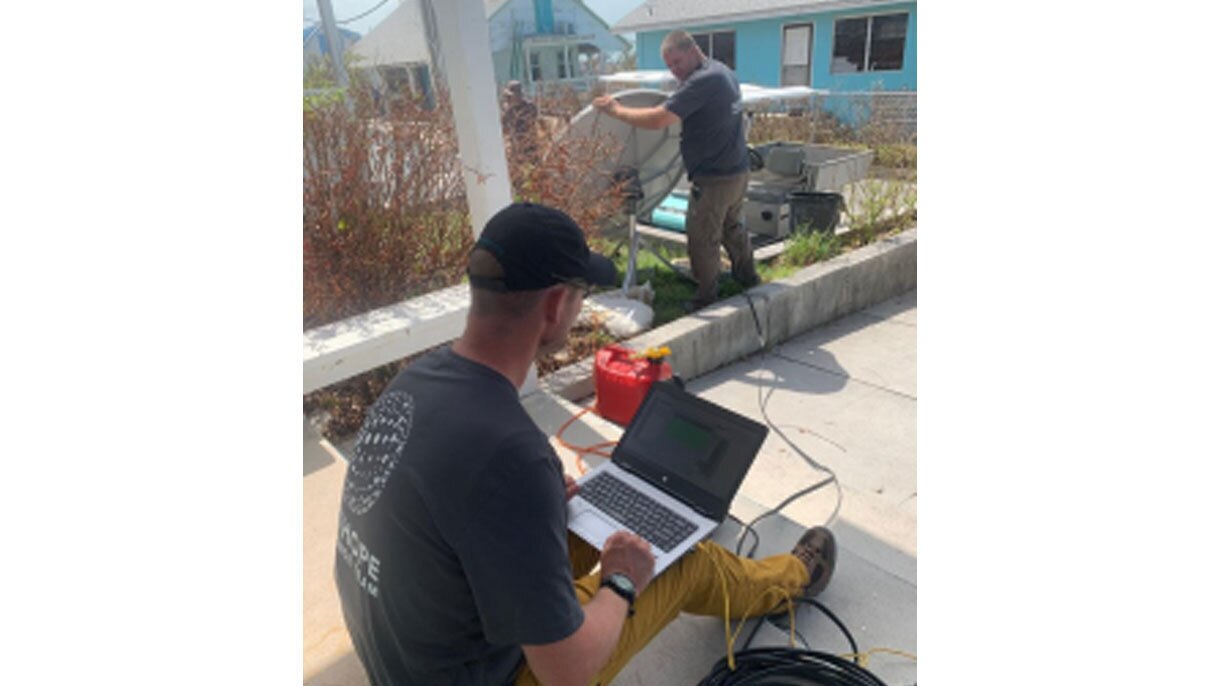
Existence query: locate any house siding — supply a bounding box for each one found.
[635,2,915,92]
[490,0,629,84]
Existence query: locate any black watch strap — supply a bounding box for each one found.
[600,573,636,616]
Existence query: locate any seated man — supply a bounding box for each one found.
[334,202,837,685]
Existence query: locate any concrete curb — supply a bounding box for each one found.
[538,227,917,402]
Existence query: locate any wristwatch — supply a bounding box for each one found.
[600,572,637,616]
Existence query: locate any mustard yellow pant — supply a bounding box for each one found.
[515,533,809,685]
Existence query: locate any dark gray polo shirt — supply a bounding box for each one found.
[335,347,584,685]
[664,58,748,179]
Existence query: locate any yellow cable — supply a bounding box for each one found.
[726,585,796,651]
[697,547,916,674]
[842,647,918,668]
[699,543,799,672]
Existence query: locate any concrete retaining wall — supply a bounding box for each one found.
[539,227,916,401]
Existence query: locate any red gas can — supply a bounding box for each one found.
[594,344,673,426]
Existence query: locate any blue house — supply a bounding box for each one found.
[303,24,362,68]
[614,0,916,122]
[352,0,629,98]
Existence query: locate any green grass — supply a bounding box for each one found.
[595,239,757,327]
[779,229,843,268]
[592,229,850,328]
[600,241,697,327]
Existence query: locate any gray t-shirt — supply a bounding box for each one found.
[664,58,748,179]
[335,347,584,685]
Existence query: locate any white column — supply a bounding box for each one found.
[424,0,535,394]
[424,0,513,240]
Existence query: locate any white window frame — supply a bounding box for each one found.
[780,22,813,86]
[529,50,543,82]
[830,12,908,74]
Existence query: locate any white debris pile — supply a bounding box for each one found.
[580,282,655,338]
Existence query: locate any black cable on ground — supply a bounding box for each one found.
[740,597,860,662]
[697,647,889,686]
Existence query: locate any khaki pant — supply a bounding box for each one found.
[515,533,808,686]
[685,172,759,306]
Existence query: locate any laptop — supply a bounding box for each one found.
[567,381,769,575]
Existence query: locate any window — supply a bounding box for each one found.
[529,51,542,82]
[411,65,431,98]
[379,66,410,94]
[692,30,736,70]
[831,13,908,73]
[781,23,812,86]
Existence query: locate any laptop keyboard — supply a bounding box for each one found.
[580,472,699,552]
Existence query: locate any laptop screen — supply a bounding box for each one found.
[613,382,768,519]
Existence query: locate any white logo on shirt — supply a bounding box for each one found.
[343,390,414,516]
[337,510,381,598]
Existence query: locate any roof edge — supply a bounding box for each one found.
[572,0,632,50]
[613,0,910,33]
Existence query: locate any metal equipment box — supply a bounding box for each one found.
[744,185,791,238]
[802,144,874,192]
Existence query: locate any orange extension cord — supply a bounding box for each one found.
[554,406,618,475]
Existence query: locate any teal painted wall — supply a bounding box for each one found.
[535,0,555,33]
[636,3,916,92]
[637,31,662,69]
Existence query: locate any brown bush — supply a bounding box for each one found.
[303,82,630,440]
[748,112,814,144]
[305,83,628,331]
[747,92,917,148]
[303,85,473,330]
[506,86,630,236]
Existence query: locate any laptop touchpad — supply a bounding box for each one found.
[570,509,618,551]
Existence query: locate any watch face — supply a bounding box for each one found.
[611,573,635,594]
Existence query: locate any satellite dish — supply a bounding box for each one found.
[554,89,684,220]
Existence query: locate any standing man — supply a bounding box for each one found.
[335,202,836,685]
[501,80,540,162]
[593,30,760,311]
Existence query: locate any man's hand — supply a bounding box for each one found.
[591,96,679,131]
[599,531,656,594]
[522,530,653,685]
[563,474,580,501]
[592,95,618,116]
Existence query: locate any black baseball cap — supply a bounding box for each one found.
[468,202,617,292]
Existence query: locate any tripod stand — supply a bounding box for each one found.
[612,167,692,295]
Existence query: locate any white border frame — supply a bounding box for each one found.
[779,21,815,87]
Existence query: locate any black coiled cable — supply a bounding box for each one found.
[700,597,890,685]
[698,647,889,686]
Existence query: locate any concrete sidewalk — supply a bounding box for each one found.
[610,288,917,685]
[303,290,917,685]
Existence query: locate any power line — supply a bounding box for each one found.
[338,0,392,25]
[304,0,392,32]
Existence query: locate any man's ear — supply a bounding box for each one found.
[541,285,568,325]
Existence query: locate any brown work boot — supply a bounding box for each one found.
[791,526,837,597]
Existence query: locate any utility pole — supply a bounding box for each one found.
[315,0,351,90]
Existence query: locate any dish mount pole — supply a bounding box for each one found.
[613,167,644,294]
